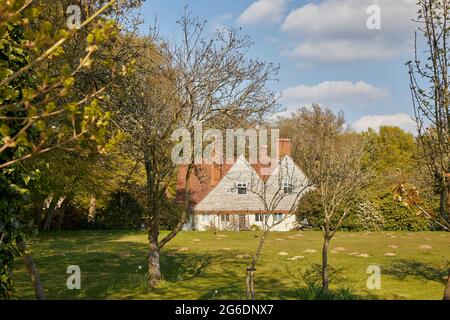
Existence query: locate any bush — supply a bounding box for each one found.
[301,263,344,287]
[95,191,145,229]
[59,200,91,230]
[377,196,430,231]
[339,201,384,231]
[295,284,360,300]
[296,263,360,300]
[297,189,432,231]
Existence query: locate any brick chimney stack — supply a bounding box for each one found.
[278,138,292,158]
[210,164,221,187]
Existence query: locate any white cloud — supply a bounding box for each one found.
[280,0,417,63]
[281,81,389,110]
[352,113,416,133]
[287,39,410,63]
[238,0,288,25]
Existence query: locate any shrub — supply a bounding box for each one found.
[95,191,145,229]
[297,189,432,231]
[295,284,360,300]
[296,264,360,300]
[377,197,430,231]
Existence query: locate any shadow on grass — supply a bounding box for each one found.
[281,263,378,300]
[14,231,267,299]
[293,285,368,300]
[383,259,447,284]
[14,231,376,300]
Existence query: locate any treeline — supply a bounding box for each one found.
[26,114,435,232]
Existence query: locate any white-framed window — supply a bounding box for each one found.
[202,214,210,222]
[274,213,284,222]
[236,182,247,195]
[221,214,230,222]
[283,181,294,194]
[255,213,263,222]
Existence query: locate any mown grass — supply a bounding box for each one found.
[12,230,450,300]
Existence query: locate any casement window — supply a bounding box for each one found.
[274,213,283,222]
[283,181,294,194]
[255,213,263,222]
[236,182,247,194]
[221,214,230,222]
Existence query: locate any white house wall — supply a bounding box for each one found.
[186,212,298,232]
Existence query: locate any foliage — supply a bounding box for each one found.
[362,127,417,186]
[0,0,126,169]
[96,191,145,230]
[0,8,36,298]
[298,189,430,231]
[0,0,138,298]
[376,192,430,231]
[0,166,37,299]
[301,263,344,288]
[295,284,360,300]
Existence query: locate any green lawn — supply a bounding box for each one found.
[12,230,450,300]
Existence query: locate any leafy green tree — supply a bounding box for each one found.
[362,126,418,187]
[0,0,137,299]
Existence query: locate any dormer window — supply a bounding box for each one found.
[283,181,293,194]
[236,182,247,194]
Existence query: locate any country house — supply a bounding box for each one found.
[177,138,311,231]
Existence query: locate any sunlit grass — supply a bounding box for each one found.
[12,230,450,300]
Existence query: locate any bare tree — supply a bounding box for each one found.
[243,156,311,299]
[278,105,369,291]
[408,0,450,225]
[111,9,279,288]
[407,1,450,300]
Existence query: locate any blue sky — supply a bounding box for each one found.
[138,0,419,132]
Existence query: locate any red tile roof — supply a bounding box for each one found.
[175,159,278,209]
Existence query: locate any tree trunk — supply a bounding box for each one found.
[445,174,450,222]
[245,229,270,300]
[144,150,163,288]
[246,267,255,300]
[43,196,59,231]
[439,174,450,223]
[444,268,450,300]
[56,197,70,230]
[33,202,43,230]
[147,228,161,288]
[18,242,46,300]
[322,236,330,291]
[88,195,97,222]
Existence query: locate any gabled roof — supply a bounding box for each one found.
[175,154,305,210]
[175,162,233,208]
